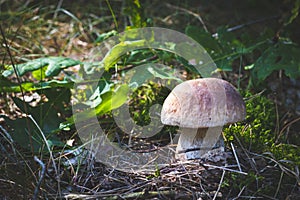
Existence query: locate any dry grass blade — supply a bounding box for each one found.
[202,163,248,175]
[231,142,242,172]
[165,3,208,32]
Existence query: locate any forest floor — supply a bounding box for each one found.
[0,0,300,199]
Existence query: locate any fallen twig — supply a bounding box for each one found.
[33,156,46,200]
[202,163,248,175]
[231,142,242,172]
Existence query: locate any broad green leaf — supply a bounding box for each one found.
[185,25,220,54]
[175,56,200,75]
[32,65,47,80]
[84,79,112,108]
[185,25,233,71]
[2,115,63,152]
[39,87,72,113]
[95,84,129,115]
[0,79,74,92]
[251,41,300,84]
[95,30,118,43]
[129,65,153,88]
[125,49,157,64]
[185,25,266,72]
[12,90,68,135]
[3,57,81,77]
[129,64,182,89]
[72,84,129,124]
[102,40,146,71]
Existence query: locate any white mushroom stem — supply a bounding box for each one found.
[176,126,224,161]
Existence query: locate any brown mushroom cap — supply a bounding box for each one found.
[161,78,246,128]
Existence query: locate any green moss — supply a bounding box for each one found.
[223,91,299,196]
[221,172,261,191]
[270,143,300,166]
[223,91,276,151]
[223,90,300,166]
[129,81,169,126]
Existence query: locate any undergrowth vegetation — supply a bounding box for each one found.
[0,0,299,199]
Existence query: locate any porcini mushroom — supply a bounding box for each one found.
[161,78,246,161]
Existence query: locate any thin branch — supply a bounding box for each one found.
[226,15,280,32]
[232,186,246,200]
[276,117,300,143]
[213,170,225,200]
[274,171,283,199]
[32,156,46,200]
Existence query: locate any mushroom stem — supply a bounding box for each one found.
[176,126,224,161]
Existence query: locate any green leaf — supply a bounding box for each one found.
[31,65,47,80]
[41,87,72,112]
[72,84,129,124]
[102,40,146,71]
[185,25,267,72]
[251,41,300,83]
[283,0,300,26]
[185,25,236,71]
[129,64,182,89]
[95,84,129,115]
[3,57,81,77]
[125,49,156,64]
[2,115,63,152]
[0,79,74,92]
[12,87,71,135]
[13,99,60,135]
[122,0,147,28]
[84,79,112,107]
[185,25,220,54]
[94,30,118,43]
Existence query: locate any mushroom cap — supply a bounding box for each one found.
[161,78,246,128]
